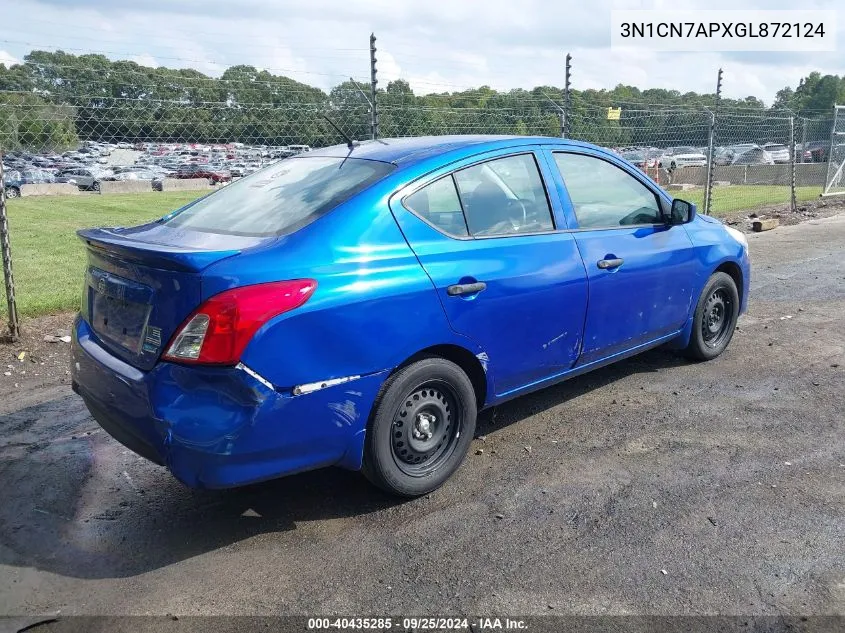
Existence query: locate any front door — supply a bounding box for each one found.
[390,150,589,396]
[548,149,698,364]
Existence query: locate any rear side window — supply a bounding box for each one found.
[404,176,468,237]
[163,156,395,236]
[553,153,662,228]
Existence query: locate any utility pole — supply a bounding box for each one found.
[370,33,379,140]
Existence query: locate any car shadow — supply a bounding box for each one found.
[0,347,689,580]
[475,347,690,434]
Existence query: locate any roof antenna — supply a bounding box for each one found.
[321,113,359,150]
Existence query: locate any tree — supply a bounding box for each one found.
[0,48,840,151]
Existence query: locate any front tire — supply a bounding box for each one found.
[684,272,740,361]
[5,186,19,199]
[363,357,476,497]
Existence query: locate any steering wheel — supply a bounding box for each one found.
[507,198,528,224]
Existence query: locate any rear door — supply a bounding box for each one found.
[389,149,588,397]
[546,149,697,365]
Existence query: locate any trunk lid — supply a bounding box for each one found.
[78,222,265,370]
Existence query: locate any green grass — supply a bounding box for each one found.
[682,185,822,215]
[0,184,829,321]
[2,192,205,319]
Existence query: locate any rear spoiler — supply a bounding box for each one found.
[78,227,242,273]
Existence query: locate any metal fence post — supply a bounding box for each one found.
[369,33,379,140]
[789,116,797,212]
[822,104,845,197]
[563,53,572,138]
[704,110,715,213]
[704,68,723,215]
[0,154,21,341]
[799,116,807,163]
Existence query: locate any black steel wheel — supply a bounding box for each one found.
[684,271,740,361]
[390,380,461,477]
[363,357,476,497]
[701,287,733,349]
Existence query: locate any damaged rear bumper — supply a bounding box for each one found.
[71,316,387,489]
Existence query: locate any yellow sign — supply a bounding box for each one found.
[607,107,621,121]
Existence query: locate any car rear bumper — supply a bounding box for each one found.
[71,316,388,489]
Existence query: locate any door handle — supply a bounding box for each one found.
[597,258,624,270]
[447,282,487,296]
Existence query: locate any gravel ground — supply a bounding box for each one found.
[0,215,843,620]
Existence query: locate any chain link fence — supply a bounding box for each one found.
[0,51,841,338]
[0,79,835,215]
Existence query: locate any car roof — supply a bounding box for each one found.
[304,135,601,167]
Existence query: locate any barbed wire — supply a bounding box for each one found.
[0,64,837,216]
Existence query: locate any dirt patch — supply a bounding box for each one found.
[0,313,75,409]
[721,197,845,231]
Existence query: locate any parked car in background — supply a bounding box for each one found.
[713,147,734,166]
[762,143,790,164]
[58,167,111,191]
[659,147,707,169]
[71,135,750,497]
[731,147,775,165]
[621,150,659,171]
[4,168,71,197]
[174,164,232,184]
[803,140,831,163]
[793,144,813,163]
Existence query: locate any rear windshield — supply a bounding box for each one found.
[162,156,395,237]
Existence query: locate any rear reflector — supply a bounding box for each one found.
[163,279,316,365]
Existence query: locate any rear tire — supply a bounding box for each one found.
[684,272,740,361]
[92,180,100,192]
[5,186,19,199]
[362,357,476,497]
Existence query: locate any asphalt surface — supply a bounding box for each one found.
[0,215,843,619]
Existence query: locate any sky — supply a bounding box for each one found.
[0,0,842,105]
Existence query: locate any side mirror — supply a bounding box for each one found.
[668,198,696,225]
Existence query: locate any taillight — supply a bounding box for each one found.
[163,279,316,365]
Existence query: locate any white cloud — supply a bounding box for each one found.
[0,50,20,67]
[131,53,159,68]
[378,50,403,84]
[3,0,844,103]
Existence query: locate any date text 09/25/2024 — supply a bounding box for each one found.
[307,616,527,630]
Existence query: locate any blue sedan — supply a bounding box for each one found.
[71,135,750,497]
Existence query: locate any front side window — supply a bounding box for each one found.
[553,153,662,228]
[453,154,554,237]
[163,156,395,237]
